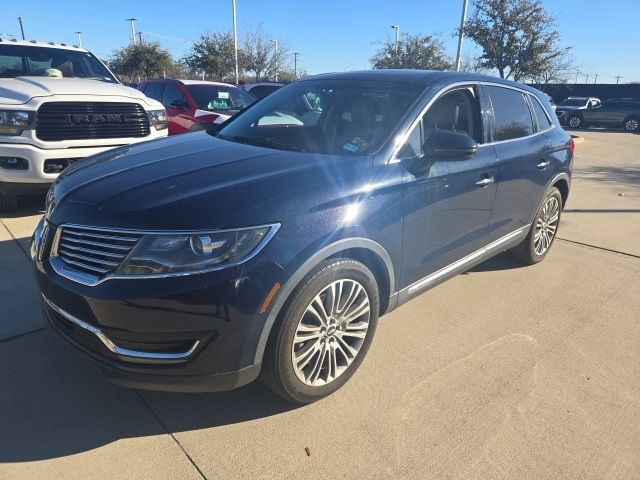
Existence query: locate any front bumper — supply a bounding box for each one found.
[33,220,289,392]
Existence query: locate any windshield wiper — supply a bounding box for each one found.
[224,135,306,152]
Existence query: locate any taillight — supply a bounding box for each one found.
[568,137,575,155]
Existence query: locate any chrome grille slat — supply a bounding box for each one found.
[59,249,121,268]
[55,225,142,279]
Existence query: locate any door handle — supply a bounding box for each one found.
[475,176,495,187]
[537,160,550,169]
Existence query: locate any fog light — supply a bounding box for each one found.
[0,156,29,170]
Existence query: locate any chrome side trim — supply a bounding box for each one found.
[42,295,200,362]
[49,222,281,286]
[405,225,530,295]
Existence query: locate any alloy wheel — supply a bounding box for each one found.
[291,279,370,387]
[534,196,560,255]
[624,118,639,132]
[568,116,582,128]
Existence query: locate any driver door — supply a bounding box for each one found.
[400,85,498,291]
[161,84,192,135]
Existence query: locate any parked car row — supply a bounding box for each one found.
[554,96,640,132]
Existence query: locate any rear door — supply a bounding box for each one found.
[483,85,553,242]
[400,84,498,288]
[161,84,192,135]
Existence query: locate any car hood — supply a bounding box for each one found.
[50,132,368,230]
[0,77,159,106]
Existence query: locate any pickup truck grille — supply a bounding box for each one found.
[36,102,150,141]
[55,225,142,278]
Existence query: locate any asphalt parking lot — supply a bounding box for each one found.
[1,130,639,479]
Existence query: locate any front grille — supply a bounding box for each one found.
[43,158,82,174]
[55,225,142,279]
[36,102,150,141]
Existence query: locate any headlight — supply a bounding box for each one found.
[0,110,33,135]
[147,109,168,130]
[117,223,280,275]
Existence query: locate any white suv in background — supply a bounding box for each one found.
[0,39,167,210]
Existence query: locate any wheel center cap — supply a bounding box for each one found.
[326,324,337,336]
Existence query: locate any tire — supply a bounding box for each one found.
[509,186,563,265]
[260,258,379,404]
[623,117,639,133]
[567,115,583,129]
[0,193,18,212]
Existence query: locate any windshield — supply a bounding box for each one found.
[559,99,588,107]
[186,85,256,111]
[0,44,116,82]
[216,79,425,155]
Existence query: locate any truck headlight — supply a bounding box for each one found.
[147,109,168,130]
[117,223,280,275]
[0,111,33,135]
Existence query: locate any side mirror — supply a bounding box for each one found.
[423,130,478,160]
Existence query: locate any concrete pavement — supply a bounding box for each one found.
[1,130,639,479]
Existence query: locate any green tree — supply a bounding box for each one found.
[370,33,452,70]
[109,41,176,81]
[462,0,569,81]
[182,31,237,82]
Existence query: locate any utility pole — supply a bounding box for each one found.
[125,18,139,44]
[293,52,300,79]
[615,76,622,84]
[585,74,589,84]
[74,31,82,48]
[232,0,239,85]
[390,25,400,56]
[272,40,279,82]
[593,73,598,84]
[17,16,26,40]
[455,0,470,71]
[137,31,143,43]
[575,71,580,83]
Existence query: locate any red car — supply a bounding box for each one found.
[138,79,256,135]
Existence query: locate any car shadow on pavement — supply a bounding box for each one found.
[0,321,299,463]
[466,252,525,273]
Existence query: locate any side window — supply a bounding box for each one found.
[486,86,534,141]
[143,83,164,103]
[161,84,186,108]
[397,86,482,159]
[529,95,553,131]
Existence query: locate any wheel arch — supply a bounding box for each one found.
[552,176,570,206]
[253,238,396,365]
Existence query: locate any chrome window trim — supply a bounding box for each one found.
[404,224,530,295]
[42,294,200,363]
[49,222,281,286]
[390,80,556,162]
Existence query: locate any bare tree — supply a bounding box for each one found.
[526,54,579,87]
[242,25,290,81]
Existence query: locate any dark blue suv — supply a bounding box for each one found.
[32,71,573,403]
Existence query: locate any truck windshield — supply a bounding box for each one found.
[559,99,588,107]
[0,44,116,82]
[186,85,256,111]
[216,79,425,156]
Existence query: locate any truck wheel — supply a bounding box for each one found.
[260,258,379,404]
[567,115,583,129]
[0,193,18,211]
[624,117,639,133]
[509,186,563,265]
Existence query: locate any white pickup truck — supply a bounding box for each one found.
[0,39,167,210]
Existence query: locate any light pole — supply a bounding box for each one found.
[125,18,139,44]
[232,0,239,85]
[293,52,300,79]
[74,31,82,48]
[17,16,26,40]
[455,0,470,71]
[390,25,400,58]
[272,39,279,82]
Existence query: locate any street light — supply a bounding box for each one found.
[390,25,400,56]
[455,0,470,71]
[232,0,239,85]
[74,31,82,48]
[125,18,139,44]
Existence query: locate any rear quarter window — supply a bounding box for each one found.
[486,86,534,141]
[529,95,553,131]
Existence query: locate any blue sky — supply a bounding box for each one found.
[2,0,638,83]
